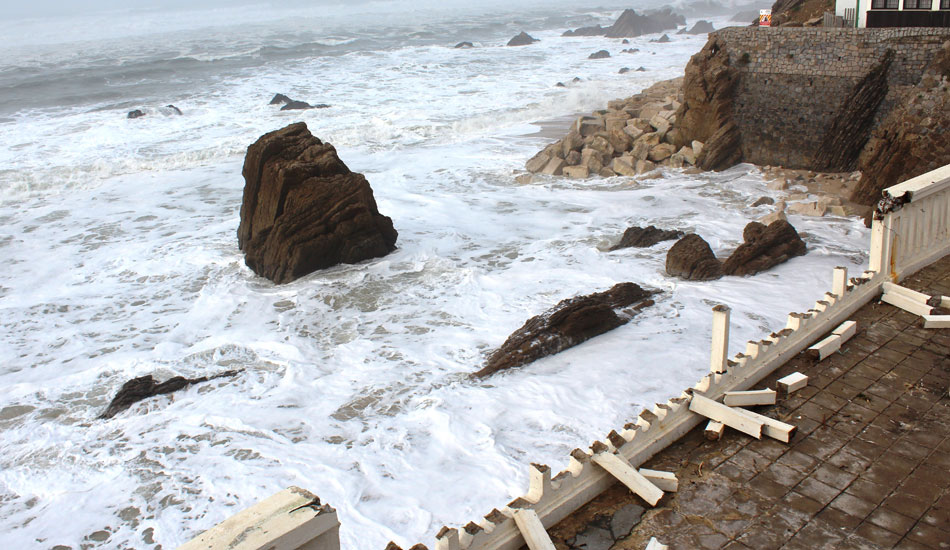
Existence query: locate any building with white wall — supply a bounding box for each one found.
[836,0,950,27]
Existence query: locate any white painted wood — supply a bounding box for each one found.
[732,407,796,443]
[882,291,933,316]
[778,372,808,394]
[644,537,668,550]
[688,394,763,439]
[591,452,664,506]
[882,282,932,304]
[831,320,857,342]
[833,266,848,298]
[638,469,678,492]
[511,509,556,550]
[942,296,950,309]
[178,487,340,550]
[704,420,725,441]
[883,164,950,203]
[710,305,730,373]
[723,389,777,407]
[922,315,950,329]
[808,334,841,361]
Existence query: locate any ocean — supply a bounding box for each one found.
[0,2,870,549]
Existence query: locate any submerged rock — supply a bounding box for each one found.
[238,122,398,284]
[127,109,145,119]
[454,41,474,48]
[610,226,684,250]
[475,283,656,377]
[722,220,807,276]
[270,94,329,110]
[507,32,539,46]
[652,34,671,43]
[666,233,723,280]
[99,370,238,419]
[589,50,611,60]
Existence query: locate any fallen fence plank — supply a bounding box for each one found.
[777,372,808,395]
[733,407,796,443]
[704,420,725,441]
[807,334,841,361]
[832,320,857,341]
[882,291,933,316]
[882,282,932,304]
[723,389,777,407]
[638,469,678,492]
[689,394,763,439]
[511,509,556,550]
[591,452,664,506]
[922,315,950,329]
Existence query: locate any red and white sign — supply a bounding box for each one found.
[759,9,772,27]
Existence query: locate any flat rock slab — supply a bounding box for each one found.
[475,282,656,377]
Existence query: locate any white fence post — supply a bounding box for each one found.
[709,305,731,374]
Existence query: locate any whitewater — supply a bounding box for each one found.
[0,1,870,549]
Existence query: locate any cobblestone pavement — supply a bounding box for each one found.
[549,255,950,550]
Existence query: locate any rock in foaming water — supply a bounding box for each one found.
[474,283,656,377]
[99,371,239,419]
[238,122,397,284]
[665,233,723,280]
[722,220,807,276]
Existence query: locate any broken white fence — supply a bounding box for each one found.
[179,163,950,550]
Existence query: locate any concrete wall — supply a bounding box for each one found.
[715,27,950,169]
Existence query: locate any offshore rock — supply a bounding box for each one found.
[475,283,656,377]
[605,8,685,38]
[454,41,474,48]
[507,32,539,46]
[589,50,611,60]
[666,234,723,280]
[238,122,397,284]
[99,370,239,419]
[678,20,716,35]
[610,226,684,250]
[722,220,807,276]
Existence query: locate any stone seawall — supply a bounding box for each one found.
[680,27,950,170]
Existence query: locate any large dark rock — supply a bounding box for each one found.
[99,371,238,419]
[507,32,539,46]
[562,25,607,37]
[669,35,741,171]
[270,94,329,110]
[589,50,611,60]
[666,234,723,280]
[610,226,684,250]
[127,109,145,119]
[851,41,950,206]
[270,93,292,105]
[722,220,807,276]
[474,283,656,377]
[238,122,398,284]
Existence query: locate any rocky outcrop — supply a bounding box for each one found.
[127,110,145,119]
[126,105,182,119]
[651,34,671,43]
[721,220,807,276]
[562,9,684,39]
[507,32,539,46]
[813,50,894,173]
[609,226,684,250]
[99,370,238,419]
[474,283,656,377]
[589,50,611,60]
[238,123,398,284]
[666,234,723,280]
[605,8,685,38]
[270,94,330,110]
[669,35,740,171]
[678,20,716,35]
[768,0,832,27]
[851,41,950,206]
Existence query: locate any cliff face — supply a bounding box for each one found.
[672,28,950,185]
[851,41,950,205]
[768,0,834,27]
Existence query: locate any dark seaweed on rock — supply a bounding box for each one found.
[475,283,656,378]
[99,370,239,419]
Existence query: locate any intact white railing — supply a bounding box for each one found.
[178,164,950,550]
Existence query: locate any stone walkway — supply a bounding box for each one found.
[549,254,950,550]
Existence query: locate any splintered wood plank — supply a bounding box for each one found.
[689,394,763,439]
[591,452,664,506]
[645,537,668,550]
[882,291,933,317]
[723,389,777,407]
[733,407,796,443]
[638,469,678,492]
[807,334,841,361]
[831,320,857,341]
[922,315,950,329]
[511,509,556,550]
[704,420,725,441]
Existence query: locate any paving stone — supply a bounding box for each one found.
[905,521,950,548]
[796,477,841,506]
[570,525,613,550]
[867,507,917,537]
[829,492,877,519]
[818,505,864,530]
[846,478,892,504]
[813,462,859,490]
[854,521,903,547]
[775,449,819,473]
[609,503,644,540]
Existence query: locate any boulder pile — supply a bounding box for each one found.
[524,78,704,179]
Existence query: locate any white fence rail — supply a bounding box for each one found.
[179,164,950,550]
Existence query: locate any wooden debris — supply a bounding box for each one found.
[704,420,725,441]
[511,509,556,550]
[922,315,950,329]
[777,372,808,395]
[645,537,668,550]
[723,389,777,407]
[733,407,796,443]
[591,452,664,506]
[639,469,678,492]
[689,394,763,439]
